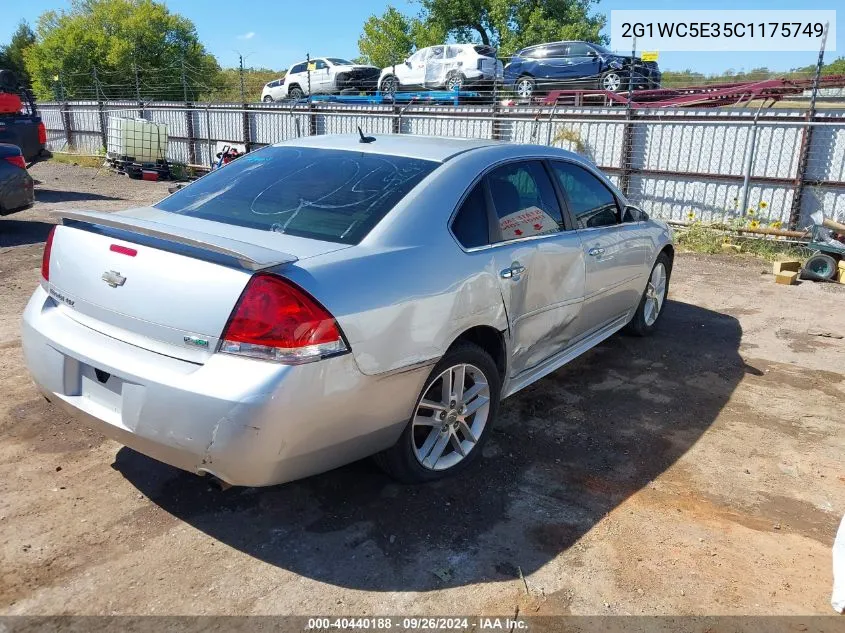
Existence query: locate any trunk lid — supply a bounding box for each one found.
[47,208,351,363]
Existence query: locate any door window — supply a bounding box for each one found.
[551,162,619,229]
[545,44,569,58]
[566,43,591,56]
[313,59,328,70]
[451,182,489,248]
[488,161,564,242]
[427,46,445,61]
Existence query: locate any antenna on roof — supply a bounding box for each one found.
[358,126,376,144]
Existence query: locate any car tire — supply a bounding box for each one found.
[262,95,273,102]
[288,85,304,99]
[380,75,399,95]
[445,71,466,92]
[600,71,625,93]
[373,341,501,484]
[515,75,535,99]
[625,252,671,336]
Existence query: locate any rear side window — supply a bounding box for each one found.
[452,183,489,249]
[550,161,619,229]
[487,161,563,242]
[473,46,496,57]
[567,43,591,56]
[290,63,306,74]
[155,147,438,245]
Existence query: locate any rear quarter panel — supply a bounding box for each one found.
[278,148,528,377]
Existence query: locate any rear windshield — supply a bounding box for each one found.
[473,46,497,57]
[155,147,438,244]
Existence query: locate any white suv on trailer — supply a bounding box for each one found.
[378,44,503,94]
[282,57,380,99]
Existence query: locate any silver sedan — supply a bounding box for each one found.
[22,134,673,486]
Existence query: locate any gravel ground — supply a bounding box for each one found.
[1,161,844,616]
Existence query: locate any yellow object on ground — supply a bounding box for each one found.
[776,271,799,285]
[773,260,801,275]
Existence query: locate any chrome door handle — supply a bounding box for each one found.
[500,263,526,280]
[588,247,606,256]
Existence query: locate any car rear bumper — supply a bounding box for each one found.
[22,285,429,486]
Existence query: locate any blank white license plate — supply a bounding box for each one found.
[80,364,123,413]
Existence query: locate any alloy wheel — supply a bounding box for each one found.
[602,73,622,92]
[516,78,534,98]
[381,76,398,95]
[643,262,667,326]
[446,74,464,91]
[412,363,490,471]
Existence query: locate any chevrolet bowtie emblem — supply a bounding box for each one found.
[101,270,127,288]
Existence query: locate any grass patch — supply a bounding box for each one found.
[676,222,807,262]
[49,152,106,169]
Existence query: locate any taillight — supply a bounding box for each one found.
[38,122,47,145]
[219,274,348,364]
[4,155,26,170]
[41,226,56,281]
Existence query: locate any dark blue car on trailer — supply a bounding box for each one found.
[504,41,661,99]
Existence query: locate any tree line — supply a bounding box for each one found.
[1,0,843,103]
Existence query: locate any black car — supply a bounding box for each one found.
[0,143,34,215]
[504,41,661,98]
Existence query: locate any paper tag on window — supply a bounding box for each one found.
[499,206,559,239]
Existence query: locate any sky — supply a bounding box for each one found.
[1,0,841,74]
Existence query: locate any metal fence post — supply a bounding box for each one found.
[185,103,196,165]
[206,104,214,167]
[789,22,828,229]
[97,99,107,151]
[619,110,636,196]
[739,103,765,217]
[61,101,73,152]
[308,100,317,136]
[242,103,252,152]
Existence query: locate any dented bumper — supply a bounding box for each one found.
[22,285,428,486]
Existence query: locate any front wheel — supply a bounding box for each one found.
[626,252,671,336]
[374,342,501,483]
[600,71,625,93]
[262,95,273,102]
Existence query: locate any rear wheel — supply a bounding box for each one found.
[288,85,304,100]
[515,75,535,99]
[262,95,273,102]
[626,252,671,336]
[374,342,501,483]
[380,75,399,96]
[445,72,465,92]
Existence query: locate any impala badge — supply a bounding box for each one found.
[101,270,126,288]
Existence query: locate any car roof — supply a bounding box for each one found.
[275,134,509,162]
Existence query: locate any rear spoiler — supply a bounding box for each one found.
[51,210,298,271]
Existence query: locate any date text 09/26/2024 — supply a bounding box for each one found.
[306,617,527,630]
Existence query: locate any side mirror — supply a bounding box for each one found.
[624,205,647,222]
[586,50,598,57]
[405,59,412,67]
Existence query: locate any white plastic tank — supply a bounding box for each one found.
[107,117,168,163]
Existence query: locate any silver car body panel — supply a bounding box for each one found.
[22,134,673,486]
[53,209,300,270]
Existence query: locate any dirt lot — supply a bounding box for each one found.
[1,161,844,616]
